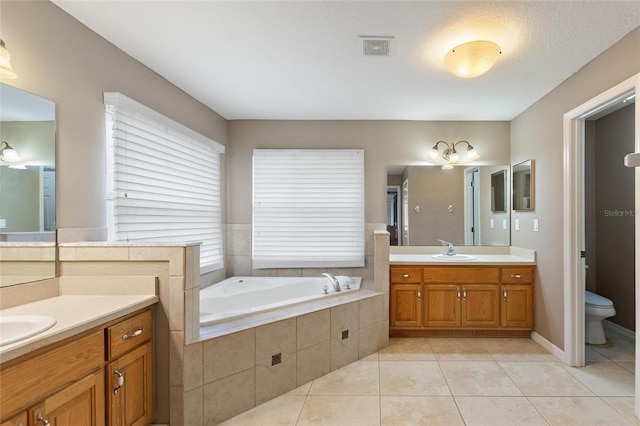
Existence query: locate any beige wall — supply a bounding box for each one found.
[227,120,510,224]
[511,27,640,349]
[1,1,228,240]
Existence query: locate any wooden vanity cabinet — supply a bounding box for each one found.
[106,310,154,426]
[389,265,534,336]
[423,267,500,329]
[0,308,153,426]
[501,268,534,329]
[389,268,423,328]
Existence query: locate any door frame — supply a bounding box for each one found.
[563,73,639,413]
[464,167,480,245]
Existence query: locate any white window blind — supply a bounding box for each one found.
[104,92,225,273]
[252,149,365,269]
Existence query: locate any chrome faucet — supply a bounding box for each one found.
[438,239,456,256]
[321,272,341,292]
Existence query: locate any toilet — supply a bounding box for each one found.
[585,290,616,344]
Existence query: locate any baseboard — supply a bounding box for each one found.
[603,320,636,342]
[531,331,564,361]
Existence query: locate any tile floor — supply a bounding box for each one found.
[220,327,637,425]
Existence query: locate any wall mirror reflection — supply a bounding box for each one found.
[513,159,534,211]
[491,170,507,212]
[387,165,510,247]
[0,83,57,287]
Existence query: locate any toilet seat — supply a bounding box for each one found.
[585,291,613,308]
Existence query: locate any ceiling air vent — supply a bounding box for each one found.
[360,36,393,56]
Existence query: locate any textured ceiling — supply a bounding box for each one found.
[52,1,640,121]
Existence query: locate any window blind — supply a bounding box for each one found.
[252,149,364,269]
[104,92,225,273]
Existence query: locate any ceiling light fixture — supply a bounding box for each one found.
[0,39,17,79]
[444,40,501,78]
[0,141,21,163]
[427,140,479,170]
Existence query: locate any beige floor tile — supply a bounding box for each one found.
[563,361,635,396]
[616,361,635,374]
[530,396,633,425]
[218,396,306,426]
[602,397,640,425]
[479,337,552,362]
[500,361,594,396]
[360,352,379,361]
[297,395,380,426]
[286,382,312,396]
[378,337,435,361]
[439,361,522,396]
[380,360,450,396]
[430,337,493,361]
[380,396,464,425]
[309,359,380,396]
[455,396,549,426]
[586,346,609,362]
[589,338,636,362]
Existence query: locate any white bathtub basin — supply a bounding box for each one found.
[431,254,477,261]
[0,315,57,346]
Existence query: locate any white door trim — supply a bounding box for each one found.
[563,72,639,414]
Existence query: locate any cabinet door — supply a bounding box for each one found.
[461,284,500,328]
[0,411,27,426]
[424,285,460,327]
[390,284,422,327]
[29,369,105,426]
[501,285,533,328]
[107,342,153,426]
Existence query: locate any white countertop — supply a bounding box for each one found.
[0,295,158,363]
[389,246,536,265]
[389,253,535,265]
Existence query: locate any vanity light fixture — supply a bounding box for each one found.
[0,141,21,163]
[427,140,479,169]
[444,40,501,78]
[0,39,17,79]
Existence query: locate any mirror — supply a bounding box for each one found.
[387,165,510,246]
[513,160,534,210]
[491,170,507,212]
[0,83,56,287]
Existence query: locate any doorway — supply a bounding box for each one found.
[563,73,639,415]
[464,167,480,245]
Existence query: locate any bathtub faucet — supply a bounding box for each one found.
[321,272,341,292]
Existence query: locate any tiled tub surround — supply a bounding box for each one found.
[190,292,387,425]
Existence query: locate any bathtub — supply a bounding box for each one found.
[200,275,362,326]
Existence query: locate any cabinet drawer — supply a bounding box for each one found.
[0,331,104,420]
[501,268,533,283]
[391,267,422,283]
[107,309,152,360]
[424,267,499,283]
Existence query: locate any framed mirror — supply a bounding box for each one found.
[0,83,57,287]
[491,170,507,212]
[513,159,534,210]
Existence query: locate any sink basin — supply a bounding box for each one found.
[431,254,477,261]
[0,315,57,346]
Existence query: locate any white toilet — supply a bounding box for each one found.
[585,291,616,345]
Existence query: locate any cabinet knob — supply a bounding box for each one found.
[36,412,50,426]
[510,274,523,279]
[463,289,467,300]
[402,274,411,278]
[504,289,508,300]
[113,367,125,394]
[122,328,143,340]
[417,289,421,299]
[457,289,461,300]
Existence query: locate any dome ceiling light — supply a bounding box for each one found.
[444,40,501,78]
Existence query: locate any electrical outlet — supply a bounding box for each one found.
[0,219,5,229]
[515,219,520,231]
[502,219,507,230]
[490,219,494,229]
[534,219,539,232]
